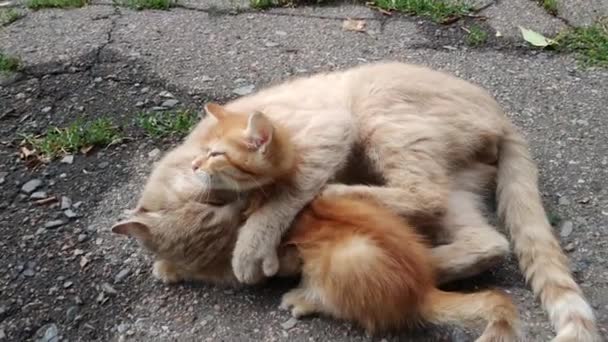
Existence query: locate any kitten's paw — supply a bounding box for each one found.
[280,288,318,318]
[152,260,182,284]
[319,184,349,199]
[232,229,278,284]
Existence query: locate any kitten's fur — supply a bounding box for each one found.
[113,163,520,341]
[186,62,595,341]
[118,62,597,341]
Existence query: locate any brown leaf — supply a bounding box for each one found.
[20,146,34,159]
[80,145,94,155]
[342,19,366,33]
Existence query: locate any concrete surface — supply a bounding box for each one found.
[1,1,607,341]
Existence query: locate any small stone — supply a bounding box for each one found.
[148,148,161,159]
[275,30,287,36]
[264,41,279,48]
[23,268,35,277]
[94,77,103,83]
[281,317,297,330]
[16,92,26,100]
[76,106,85,112]
[233,85,255,96]
[64,209,79,219]
[73,201,83,208]
[101,282,118,295]
[61,196,72,210]
[135,101,144,107]
[45,220,66,229]
[560,221,574,238]
[159,91,174,98]
[140,87,150,94]
[21,179,43,194]
[565,243,575,252]
[77,234,87,243]
[66,306,78,321]
[41,106,52,114]
[36,228,46,235]
[60,155,74,164]
[161,99,179,108]
[63,281,73,288]
[98,161,109,169]
[152,106,165,111]
[0,171,6,185]
[30,191,47,200]
[114,268,131,283]
[35,323,58,342]
[116,323,130,334]
[59,173,67,179]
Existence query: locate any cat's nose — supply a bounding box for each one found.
[191,159,201,171]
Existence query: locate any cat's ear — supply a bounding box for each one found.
[204,103,227,121]
[111,220,151,241]
[244,111,273,152]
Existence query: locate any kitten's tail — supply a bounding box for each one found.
[422,289,520,342]
[497,125,599,341]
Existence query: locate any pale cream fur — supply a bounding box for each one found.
[180,62,598,341]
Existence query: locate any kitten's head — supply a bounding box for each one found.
[190,103,295,192]
[111,201,244,267]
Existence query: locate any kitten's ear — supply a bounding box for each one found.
[204,103,227,121]
[245,111,273,152]
[111,220,151,241]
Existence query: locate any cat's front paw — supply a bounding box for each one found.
[280,288,319,318]
[232,228,279,284]
[152,260,183,284]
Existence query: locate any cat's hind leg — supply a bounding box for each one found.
[280,286,323,318]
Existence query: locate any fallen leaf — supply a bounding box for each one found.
[519,26,556,47]
[20,146,34,159]
[342,19,366,33]
[80,145,94,155]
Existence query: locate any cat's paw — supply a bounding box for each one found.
[318,184,351,200]
[152,260,182,284]
[232,228,279,284]
[280,289,318,318]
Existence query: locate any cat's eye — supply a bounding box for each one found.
[208,151,225,158]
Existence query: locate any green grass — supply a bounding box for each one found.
[27,0,88,10]
[372,0,473,23]
[137,110,198,138]
[0,52,21,73]
[250,0,274,8]
[556,21,608,68]
[23,118,122,158]
[466,25,488,46]
[539,0,557,16]
[115,0,174,10]
[0,8,23,26]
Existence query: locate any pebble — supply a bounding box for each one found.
[73,201,83,208]
[16,92,26,100]
[0,171,6,185]
[35,228,46,235]
[98,161,109,169]
[61,196,72,210]
[30,191,47,200]
[114,268,131,283]
[101,282,118,295]
[264,41,280,48]
[560,220,574,238]
[232,84,255,96]
[23,268,35,277]
[275,30,287,36]
[77,234,88,243]
[135,101,144,107]
[152,106,166,111]
[66,306,78,321]
[64,209,79,219]
[116,323,130,334]
[565,243,575,252]
[63,281,73,288]
[41,106,52,114]
[21,179,43,194]
[558,196,570,206]
[148,148,161,159]
[161,99,179,108]
[45,220,66,229]
[60,155,74,164]
[94,77,103,83]
[35,323,58,342]
[140,87,150,94]
[280,317,297,330]
[159,91,174,98]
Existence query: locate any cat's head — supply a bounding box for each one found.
[190,103,296,192]
[111,201,244,267]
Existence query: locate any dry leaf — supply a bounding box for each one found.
[20,146,34,159]
[342,19,366,33]
[80,145,94,155]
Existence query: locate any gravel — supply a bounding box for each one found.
[21,179,43,194]
[44,220,66,229]
[60,196,72,210]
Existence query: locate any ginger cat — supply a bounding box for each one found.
[113,166,520,341]
[177,62,597,341]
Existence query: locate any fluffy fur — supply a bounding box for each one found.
[113,164,521,340]
[117,61,597,341]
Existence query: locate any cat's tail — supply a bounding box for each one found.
[422,288,520,342]
[496,125,599,341]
